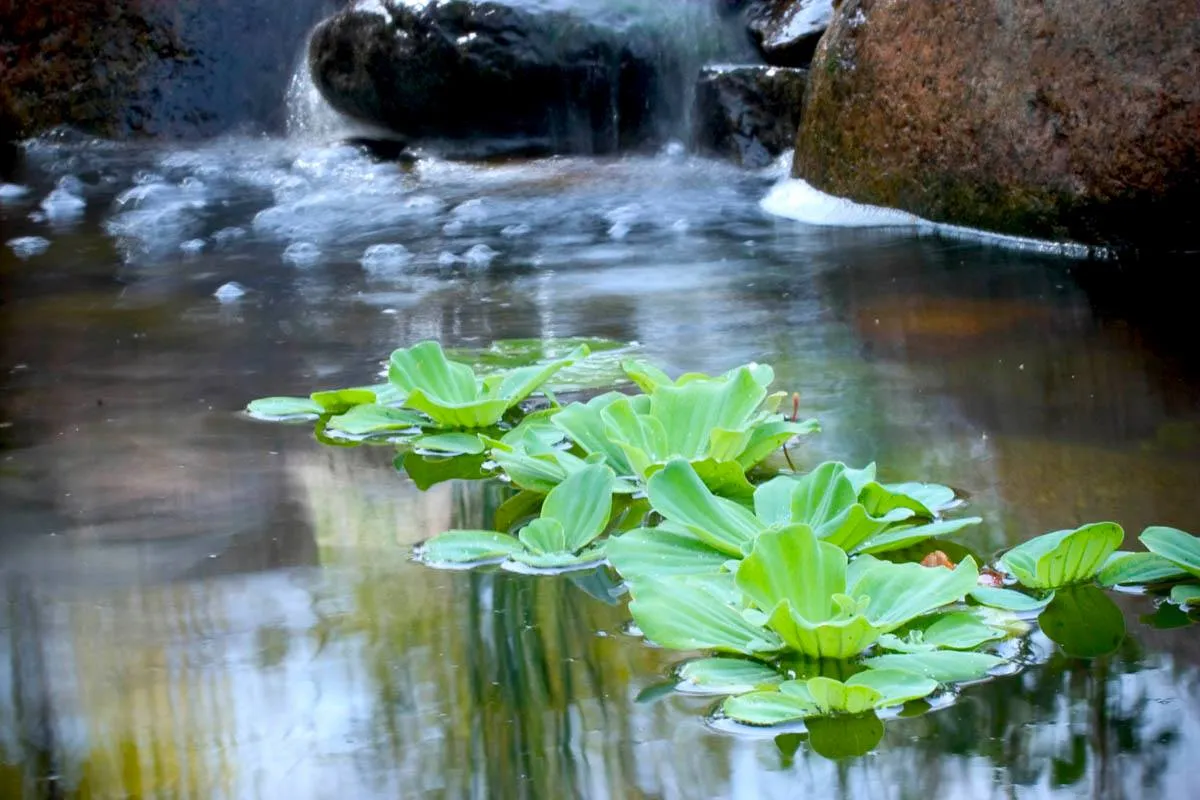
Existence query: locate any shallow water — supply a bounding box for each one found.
[2,135,1200,799]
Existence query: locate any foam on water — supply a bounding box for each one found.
[40,177,87,222]
[0,183,31,201]
[213,281,247,301]
[361,243,413,271]
[763,172,1104,259]
[7,236,51,259]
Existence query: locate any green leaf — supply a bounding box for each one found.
[539,463,616,553]
[325,404,426,436]
[1000,522,1125,589]
[676,658,784,695]
[735,418,821,469]
[862,651,1005,683]
[765,607,885,660]
[806,676,882,715]
[606,527,730,582]
[969,586,1055,612]
[1139,526,1200,578]
[412,432,485,455]
[628,579,783,655]
[790,463,858,532]
[858,482,933,520]
[551,393,635,474]
[493,490,544,534]
[1097,551,1191,587]
[753,476,800,527]
[1170,584,1200,608]
[310,388,379,413]
[646,460,766,556]
[722,689,818,726]
[854,517,982,555]
[819,504,908,552]
[737,524,846,622]
[399,452,490,491]
[388,340,582,429]
[389,341,478,403]
[1038,585,1125,658]
[878,612,1005,653]
[518,518,567,555]
[852,557,980,629]
[246,396,323,420]
[882,482,958,514]
[622,359,675,393]
[848,669,939,708]
[509,544,606,571]
[689,458,759,503]
[418,530,525,565]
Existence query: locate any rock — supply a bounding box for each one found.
[308,0,686,155]
[693,64,806,168]
[744,0,834,67]
[0,0,344,141]
[794,0,1200,255]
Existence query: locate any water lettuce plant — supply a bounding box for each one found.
[244,336,1200,757]
[418,463,616,571]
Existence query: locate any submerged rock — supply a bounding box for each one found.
[743,0,834,67]
[693,64,806,168]
[0,0,344,141]
[794,0,1200,255]
[308,0,686,155]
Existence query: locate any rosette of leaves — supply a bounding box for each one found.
[417,463,616,570]
[606,460,982,586]
[490,363,819,497]
[247,383,406,421]
[998,522,1125,589]
[625,522,989,660]
[722,669,939,726]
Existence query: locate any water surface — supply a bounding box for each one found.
[2,136,1199,799]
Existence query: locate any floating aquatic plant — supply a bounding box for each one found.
[242,336,1200,759]
[418,463,617,571]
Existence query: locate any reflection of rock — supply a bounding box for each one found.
[0,0,343,140]
[744,0,833,67]
[794,0,1200,254]
[693,65,806,168]
[308,0,681,155]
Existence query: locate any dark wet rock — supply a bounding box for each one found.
[308,0,686,155]
[693,64,806,168]
[744,0,834,67]
[795,0,1200,256]
[0,0,345,141]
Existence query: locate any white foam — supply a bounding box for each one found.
[501,223,532,238]
[763,175,1102,258]
[214,281,247,301]
[106,181,208,258]
[179,238,206,255]
[212,226,247,246]
[361,243,413,271]
[462,243,499,267]
[40,178,87,222]
[7,236,50,259]
[762,177,921,228]
[282,241,322,267]
[0,183,31,201]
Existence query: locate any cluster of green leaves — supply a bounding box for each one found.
[246,338,1200,757]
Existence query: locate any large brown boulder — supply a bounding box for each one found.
[0,0,343,141]
[793,0,1200,254]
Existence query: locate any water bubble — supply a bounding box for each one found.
[213,281,247,302]
[0,183,31,201]
[361,243,413,271]
[40,182,87,222]
[463,244,498,268]
[501,223,532,238]
[180,238,206,255]
[212,226,247,246]
[282,241,322,267]
[7,236,51,259]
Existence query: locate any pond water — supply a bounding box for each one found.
[2,134,1200,799]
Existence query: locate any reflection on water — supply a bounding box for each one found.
[2,137,1200,797]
